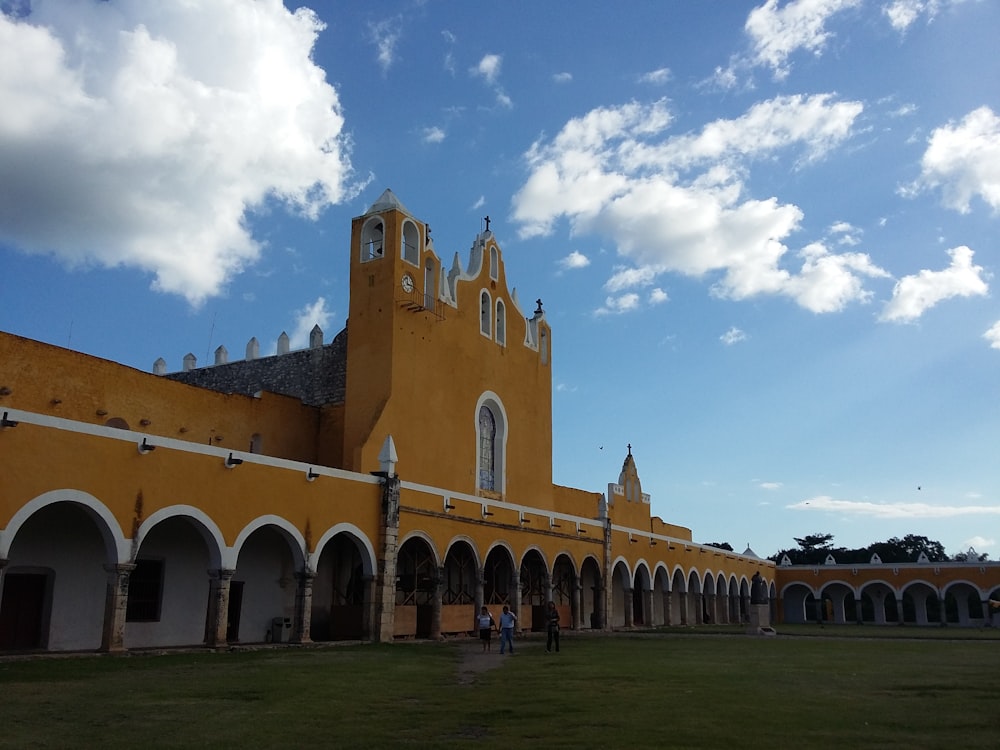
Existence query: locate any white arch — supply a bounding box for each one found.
[1,489,128,563]
[443,535,482,569]
[136,504,228,570]
[398,529,443,568]
[520,543,550,572]
[310,522,377,577]
[233,515,307,570]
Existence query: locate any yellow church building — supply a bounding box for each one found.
[1,190,995,653]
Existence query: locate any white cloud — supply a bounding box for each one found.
[370,17,402,73]
[649,288,669,305]
[721,327,747,345]
[472,53,502,84]
[962,534,995,550]
[880,246,989,322]
[984,321,1000,350]
[552,72,573,84]
[910,106,1000,214]
[512,94,878,313]
[0,3,360,306]
[558,250,590,270]
[422,126,446,144]
[758,481,783,490]
[289,297,334,349]
[595,293,640,316]
[638,67,671,85]
[790,495,1000,519]
[471,195,485,211]
[883,0,971,32]
[744,0,862,80]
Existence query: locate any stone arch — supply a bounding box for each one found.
[128,506,230,649]
[230,516,309,644]
[651,563,672,627]
[687,569,704,624]
[780,582,818,624]
[941,580,988,625]
[310,523,377,641]
[632,561,652,626]
[395,534,439,638]
[818,581,858,624]
[670,566,688,625]
[441,537,478,635]
[0,492,123,651]
[579,554,603,629]
[610,558,632,628]
[1,489,127,563]
[552,552,578,629]
[136,505,226,570]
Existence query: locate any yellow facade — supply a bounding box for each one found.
[2,189,783,653]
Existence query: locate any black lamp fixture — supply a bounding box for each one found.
[306,467,319,481]
[225,452,244,468]
[138,437,156,454]
[1,411,19,428]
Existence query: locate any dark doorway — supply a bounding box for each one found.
[0,573,48,650]
[227,581,244,642]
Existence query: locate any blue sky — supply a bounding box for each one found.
[2,0,998,559]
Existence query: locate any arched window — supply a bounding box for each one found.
[495,299,506,346]
[540,327,549,366]
[489,246,499,281]
[475,393,507,496]
[480,291,491,337]
[401,220,420,266]
[478,406,496,492]
[360,219,384,262]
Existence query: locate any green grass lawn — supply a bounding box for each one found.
[1,631,998,749]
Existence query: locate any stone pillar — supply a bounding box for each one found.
[429,566,444,640]
[544,574,553,604]
[663,590,673,626]
[896,597,906,625]
[0,558,8,597]
[705,593,716,624]
[512,571,522,629]
[573,583,583,630]
[644,588,655,627]
[373,473,401,643]
[624,588,634,628]
[981,600,992,626]
[291,569,315,644]
[856,597,864,625]
[475,568,485,614]
[678,590,688,626]
[100,563,135,653]
[206,568,235,647]
[694,593,703,625]
[362,574,375,640]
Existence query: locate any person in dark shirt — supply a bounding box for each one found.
[545,600,560,653]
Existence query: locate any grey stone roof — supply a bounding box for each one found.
[165,328,348,407]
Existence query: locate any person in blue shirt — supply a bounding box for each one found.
[498,604,517,654]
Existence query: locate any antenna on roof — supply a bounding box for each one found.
[205,311,217,363]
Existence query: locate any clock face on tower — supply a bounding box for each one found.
[401,273,414,293]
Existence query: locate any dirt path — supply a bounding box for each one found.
[455,642,513,685]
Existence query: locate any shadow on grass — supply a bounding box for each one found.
[0,633,998,748]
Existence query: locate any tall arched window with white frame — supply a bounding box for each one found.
[475,393,507,496]
[360,219,384,262]
[480,291,491,337]
[495,298,506,346]
[478,405,496,492]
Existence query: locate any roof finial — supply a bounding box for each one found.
[627,443,632,455]
[535,298,543,314]
[484,215,491,231]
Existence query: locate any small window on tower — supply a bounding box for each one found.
[480,291,491,337]
[495,299,506,346]
[360,219,384,262]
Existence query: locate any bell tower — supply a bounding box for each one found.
[342,189,436,471]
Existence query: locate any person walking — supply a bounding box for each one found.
[545,600,560,653]
[476,605,495,652]
[498,604,517,655]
